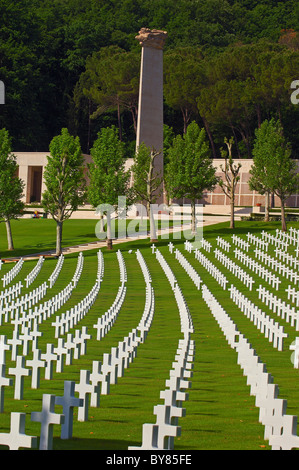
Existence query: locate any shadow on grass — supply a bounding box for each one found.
[53,437,140,451]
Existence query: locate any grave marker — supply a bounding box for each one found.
[55,381,83,439]
[31,394,64,450]
[0,413,37,450]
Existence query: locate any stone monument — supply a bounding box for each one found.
[135,28,167,204]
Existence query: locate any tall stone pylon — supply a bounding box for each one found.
[135,28,167,204]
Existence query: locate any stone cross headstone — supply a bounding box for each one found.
[290,337,299,368]
[41,344,57,380]
[0,364,13,412]
[7,330,22,362]
[168,242,174,253]
[31,394,64,450]
[8,356,31,400]
[268,414,299,450]
[0,412,37,450]
[89,361,103,407]
[0,335,11,365]
[74,370,95,422]
[26,349,45,389]
[55,381,83,440]
[54,338,67,373]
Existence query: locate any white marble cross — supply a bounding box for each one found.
[89,361,103,407]
[54,338,67,373]
[55,381,83,440]
[0,364,13,412]
[7,330,22,362]
[0,412,37,450]
[26,349,45,389]
[8,356,31,400]
[168,242,174,253]
[41,344,57,380]
[268,414,299,450]
[290,337,299,368]
[75,370,95,422]
[0,335,11,365]
[31,394,64,450]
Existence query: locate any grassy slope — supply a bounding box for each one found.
[0,218,298,450]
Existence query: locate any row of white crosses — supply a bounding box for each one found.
[0,252,83,328]
[0,282,48,325]
[274,248,299,270]
[92,250,126,342]
[199,238,212,253]
[246,232,269,251]
[93,258,127,342]
[2,258,24,287]
[229,285,288,351]
[10,252,85,333]
[0,253,87,405]
[129,249,194,450]
[216,236,231,252]
[48,254,64,288]
[260,230,289,250]
[285,285,299,307]
[288,227,299,245]
[0,249,145,450]
[25,256,44,288]
[89,250,149,400]
[52,279,101,338]
[0,331,88,449]
[174,249,202,290]
[275,227,299,247]
[72,251,84,287]
[234,248,281,290]
[0,281,23,308]
[257,285,299,330]
[254,248,299,285]
[231,234,250,252]
[194,248,228,290]
[202,284,299,450]
[135,250,155,342]
[88,251,156,408]
[214,248,255,291]
[0,322,92,399]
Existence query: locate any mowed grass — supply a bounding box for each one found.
[0,218,299,450]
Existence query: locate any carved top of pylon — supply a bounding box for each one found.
[135,28,168,50]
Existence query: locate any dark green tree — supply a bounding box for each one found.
[88,126,132,249]
[166,122,218,233]
[0,129,25,251]
[42,128,86,255]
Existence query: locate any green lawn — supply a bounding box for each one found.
[0,218,298,450]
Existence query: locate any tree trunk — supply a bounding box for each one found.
[230,194,235,229]
[117,99,122,141]
[181,107,191,134]
[130,105,137,135]
[256,104,262,128]
[280,199,287,232]
[202,116,217,158]
[106,211,113,250]
[265,192,270,222]
[56,220,63,256]
[191,199,196,234]
[5,219,14,251]
[147,201,157,242]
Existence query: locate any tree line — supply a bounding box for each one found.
[0,0,298,155]
[1,119,298,256]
